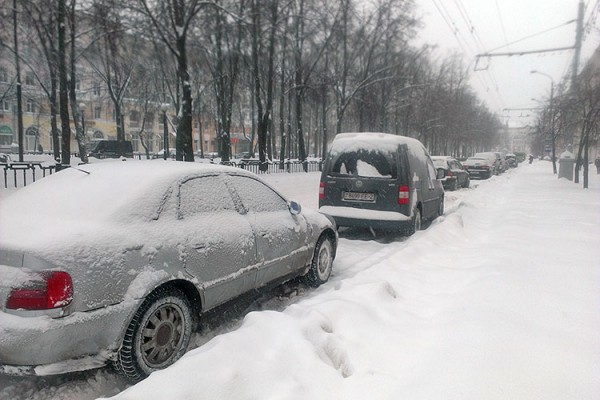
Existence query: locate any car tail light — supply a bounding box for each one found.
[447,170,453,177]
[398,185,409,205]
[319,181,325,200]
[6,271,73,310]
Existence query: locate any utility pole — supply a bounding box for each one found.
[571,0,584,89]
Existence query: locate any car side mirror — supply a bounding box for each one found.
[436,168,445,179]
[289,200,302,215]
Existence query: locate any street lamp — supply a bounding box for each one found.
[530,70,556,174]
[160,103,169,160]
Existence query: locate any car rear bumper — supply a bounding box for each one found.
[465,169,491,179]
[319,205,411,230]
[0,302,132,375]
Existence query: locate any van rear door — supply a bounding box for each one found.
[320,147,409,215]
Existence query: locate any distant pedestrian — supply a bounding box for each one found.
[595,157,600,174]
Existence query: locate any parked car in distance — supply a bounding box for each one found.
[153,148,177,159]
[319,132,444,235]
[473,152,501,175]
[431,156,470,191]
[463,154,496,179]
[0,161,337,382]
[87,140,133,159]
[505,153,519,168]
[493,152,509,173]
[0,153,11,163]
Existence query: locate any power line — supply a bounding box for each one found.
[430,0,506,110]
[494,0,511,52]
[485,20,576,53]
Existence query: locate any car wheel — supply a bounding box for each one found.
[407,208,422,236]
[304,234,334,287]
[437,196,444,217]
[115,287,194,382]
[451,179,458,191]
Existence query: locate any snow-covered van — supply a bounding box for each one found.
[318,132,444,235]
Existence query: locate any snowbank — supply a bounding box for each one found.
[102,162,600,400]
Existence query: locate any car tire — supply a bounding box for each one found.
[437,196,444,217]
[451,179,458,191]
[115,287,194,382]
[463,176,470,188]
[304,234,334,287]
[407,208,422,236]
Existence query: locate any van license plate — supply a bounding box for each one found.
[343,191,375,202]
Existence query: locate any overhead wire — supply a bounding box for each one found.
[434,0,506,110]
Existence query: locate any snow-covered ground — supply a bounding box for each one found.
[0,161,599,400]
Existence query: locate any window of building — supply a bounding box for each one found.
[25,126,39,152]
[25,71,35,86]
[129,110,140,127]
[144,112,154,126]
[26,99,35,113]
[94,106,101,119]
[75,79,81,91]
[93,130,104,139]
[92,82,101,96]
[0,67,8,83]
[1,100,9,112]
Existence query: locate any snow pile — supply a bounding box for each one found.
[103,162,600,400]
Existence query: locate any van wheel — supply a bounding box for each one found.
[408,208,422,236]
[437,197,444,217]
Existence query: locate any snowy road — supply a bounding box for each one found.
[1,162,598,400]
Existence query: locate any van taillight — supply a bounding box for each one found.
[398,185,409,205]
[6,271,73,310]
[319,181,325,200]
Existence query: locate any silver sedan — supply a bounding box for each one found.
[0,161,337,381]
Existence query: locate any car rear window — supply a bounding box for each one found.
[329,150,396,178]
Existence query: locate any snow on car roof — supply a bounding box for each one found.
[0,160,249,225]
[329,132,427,159]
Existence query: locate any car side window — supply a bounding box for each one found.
[227,175,288,213]
[178,176,235,218]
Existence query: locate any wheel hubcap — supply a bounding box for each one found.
[141,304,184,367]
[317,244,332,278]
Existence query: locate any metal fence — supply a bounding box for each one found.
[1,162,56,188]
[1,158,322,189]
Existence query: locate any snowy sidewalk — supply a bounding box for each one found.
[104,162,600,400]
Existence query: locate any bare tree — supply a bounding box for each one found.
[135,0,204,162]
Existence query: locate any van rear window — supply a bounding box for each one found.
[330,150,395,178]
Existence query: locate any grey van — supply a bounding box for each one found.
[318,132,444,234]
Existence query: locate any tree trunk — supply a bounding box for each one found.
[57,0,71,166]
[69,0,87,163]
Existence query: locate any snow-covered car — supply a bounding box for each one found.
[463,154,496,179]
[506,153,518,168]
[431,156,470,191]
[0,161,337,381]
[318,132,444,235]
